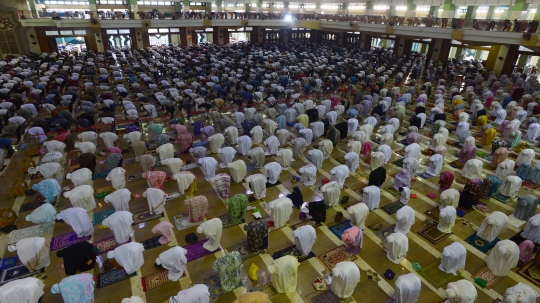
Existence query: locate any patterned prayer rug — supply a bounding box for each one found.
[93,209,115,225]
[166,191,182,201]
[225,242,260,260]
[185,239,220,262]
[218,214,242,229]
[132,210,164,225]
[417,224,452,245]
[200,274,242,301]
[0,264,38,285]
[30,171,44,180]
[95,186,114,199]
[390,158,404,168]
[0,256,19,271]
[181,163,200,171]
[328,220,352,240]
[92,236,130,255]
[383,185,401,196]
[141,270,186,291]
[464,233,500,253]
[471,266,502,290]
[97,268,136,288]
[449,160,464,169]
[417,172,435,180]
[289,220,317,230]
[50,232,91,251]
[173,214,202,231]
[334,157,346,164]
[382,298,396,303]
[247,195,264,205]
[265,180,282,188]
[304,290,353,303]
[381,201,404,215]
[258,283,280,300]
[492,193,514,204]
[19,199,47,213]
[455,176,470,185]
[9,225,43,244]
[522,180,540,190]
[375,224,397,245]
[68,158,78,166]
[518,261,540,288]
[93,170,111,180]
[418,261,458,288]
[272,245,315,263]
[140,236,162,250]
[421,149,435,157]
[395,149,405,157]
[246,163,257,172]
[424,207,440,222]
[318,245,358,270]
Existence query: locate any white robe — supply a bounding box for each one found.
[276,148,293,168]
[348,119,359,134]
[276,129,290,145]
[319,139,333,158]
[403,158,419,177]
[246,174,267,199]
[516,149,535,166]
[347,203,369,229]
[160,158,184,175]
[29,162,62,185]
[124,131,142,143]
[310,121,324,138]
[321,181,341,207]
[264,136,280,155]
[106,167,126,190]
[400,187,411,204]
[371,152,385,170]
[330,165,350,188]
[266,198,293,228]
[196,218,222,251]
[264,118,277,136]
[66,168,92,187]
[217,147,236,166]
[264,162,283,184]
[0,277,44,303]
[347,141,362,154]
[41,151,63,164]
[502,282,539,303]
[461,159,483,179]
[269,255,299,293]
[104,188,132,212]
[232,111,245,126]
[43,140,66,153]
[74,142,96,154]
[198,157,218,181]
[298,129,313,145]
[250,126,263,144]
[364,116,377,128]
[395,273,421,303]
[360,124,373,141]
[9,237,50,272]
[247,147,265,168]
[380,133,394,146]
[344,152,359,172]
[169,285,210,303]
[426,154,444,176]
[394,206,415,235]
[486,240,519,277]
[331,261,360,298]
[438,206,457,233]
[227,160,247,183]
[78,131,98,146]
[445,280,477,303]
[107,242,145,275]
[56,207,94,237]
[498,176,522,197]
[292,225,316,255]
[290,138,307,158]
[155,246,188,281]
[171,172,196,195]
[440,242,466,275]
[456,122,470,136]
[307,149,323,169]
[236,135,252,155]
[386,232,409,264]
[99,132,119,148]
[102,211,133,244]
[404,143,421,160]
[143,188,167,214]
[326,111,337,125]
[352,131,367,144]
[224,126,238,144]
[477,211,508,242]
[521,214,540,243]
[496,160,515,180]
[363,185,381,210]
[63,185,96,211]
[157,143,174,161]
[378,144,392,164]
[299,164,317,186]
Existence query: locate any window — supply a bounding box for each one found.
[74,30,87,35]
[170,28,179,32]
[60,30,73,35]
[45,31,59,35]
[149,34,170,46]
[159,28,169,33]
[148,29,159,33]
[106,29,119,34]
[118,29,130,34]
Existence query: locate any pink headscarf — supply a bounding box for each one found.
[519,240,535,262]
[341,226,360,243]
[108,146,122,154]
[152,221,174,245]
[330,96,339,109]
[486,95,494,108]
[361,142,372,157]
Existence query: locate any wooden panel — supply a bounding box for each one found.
[521,34,538,47]
[203,20,212,27]
[451,30,464,40]
[386,25,394,34]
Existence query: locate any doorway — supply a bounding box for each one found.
[108,35,132,49]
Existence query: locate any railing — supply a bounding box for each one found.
[16,10,540,34]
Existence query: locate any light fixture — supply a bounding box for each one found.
[284,14,292,22]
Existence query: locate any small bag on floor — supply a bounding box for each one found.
[185,233,198,244]
[334,211,344,222]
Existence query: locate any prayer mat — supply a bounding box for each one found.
[95,186,114,199]
[185,239,220,262]
[471,266,502,290]
[124,158,136,165]
[132,210,164,225]
[421,149,435,157]
[383,185,400,196]
[397,139,408,146]
[464,233,500,253]
[417,172,435,180]
[93,170,111,180]
[417,224,452,245]
[97,268,136,288]
[272,245,315,263]
[218,214,242,229]
[68,158,78,166]
[50,232,91,251]
[181,163,200,171]
[508,215,527,229]
[258,283,280,300]
[289,220,317,230]
[382,298,396,303]
[247,195,264,205]
[166,192,182,201]
[93,209,115,225]
[328,220,352,240]
[424,207,441,222]
[523,180,540,190]
[9,225,43,244]
[19,199,46,213]
[304,290,353,303]
[352,186,366,197]
[92,236,130,255]
[485,163,497,171]
[418,261,458,288]
[509,153,518,159]
[140,236,162,250]
[0,256,19,271]
[265,219,284,233]
[200,274,242,301]
[476,151,488,157]
[335,157,346,164]
[173,214,202,231]
[395,149,405,157]
[246,163,257,172]
[0,264,38,285]
[390,158,404,168]
[450,141,462,148]
[492,193,514,204]
[121,149,131,154]
[265,180,282,188]
[318,245,357,270]
[30,171,43,180]
[518,261,540,288]
[225,241,260,260]
[381,201,404,215]
[141,270,186,292]
[455,176,470,185]
[481,154,494,162]
[449,160,464,169]
[375,225,397,245]
[361,157,371,165]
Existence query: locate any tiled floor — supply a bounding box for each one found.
[0,77,538,303]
